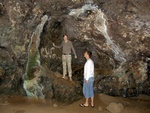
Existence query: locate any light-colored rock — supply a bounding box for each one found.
[54,72,63,78]
[106,103,124,113]
[98,106,103,111]
[53,103,58,107]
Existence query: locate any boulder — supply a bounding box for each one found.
[53,78,82,102]
[106,103,124,113]
[98,106,103,111]
[0,0,150,101]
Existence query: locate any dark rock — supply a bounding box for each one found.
[0,3,6,17]
[40,76,54,99]
[0,67,5,77]
[95,75,119,96]
[0,0,150,101]
[140,80,150,95]
[53,79,82,102]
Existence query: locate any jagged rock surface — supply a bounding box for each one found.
[0,0,150,101]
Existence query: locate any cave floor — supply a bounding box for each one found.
[0,94,150,113]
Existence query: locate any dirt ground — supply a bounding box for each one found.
[0,94,150,113]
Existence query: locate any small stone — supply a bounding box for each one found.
[98,106,103,111]
[106,103,124,113]
[53,103,58,107]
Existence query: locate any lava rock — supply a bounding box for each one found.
[40,76,54,99]
[95,75,119,96]
[0,0,150,100]
[0,67,5,77]
[53,78,82,102]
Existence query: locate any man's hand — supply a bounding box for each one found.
[86,80,88,84]
[75,55,77,59]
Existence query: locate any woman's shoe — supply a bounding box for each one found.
[79,104,88,107]
[91,103,94,108]
[91,105,94,108]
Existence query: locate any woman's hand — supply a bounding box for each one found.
[86,80,88,84]
[75,55,77,59]
[53,43,55,47]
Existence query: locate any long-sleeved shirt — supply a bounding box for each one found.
[54,40,77,56]
[84,58,94,81]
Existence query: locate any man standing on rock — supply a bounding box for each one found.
[53,34,77,81]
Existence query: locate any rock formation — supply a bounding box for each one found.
[0,0,150,101]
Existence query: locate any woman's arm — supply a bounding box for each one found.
[70,41,77,58]
[53,41,63,48]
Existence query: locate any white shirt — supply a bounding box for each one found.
[84,59,94,80]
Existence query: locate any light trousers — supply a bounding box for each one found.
[62,55,72,77]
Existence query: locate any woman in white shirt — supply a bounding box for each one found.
[80,50,94,108]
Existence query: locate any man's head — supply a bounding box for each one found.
[63,35,68,42]
[84,50,92,59]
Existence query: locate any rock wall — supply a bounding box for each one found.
[0,0,150,101]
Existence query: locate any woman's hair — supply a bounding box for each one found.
[84,50,92,58]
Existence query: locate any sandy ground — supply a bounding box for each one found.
[0,94,150,113]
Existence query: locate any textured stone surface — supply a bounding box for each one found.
[98,106,103,111]
[0,0,150,101]
[106,103,124,113]
[53,79,82,102]
[40,76,54,99]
